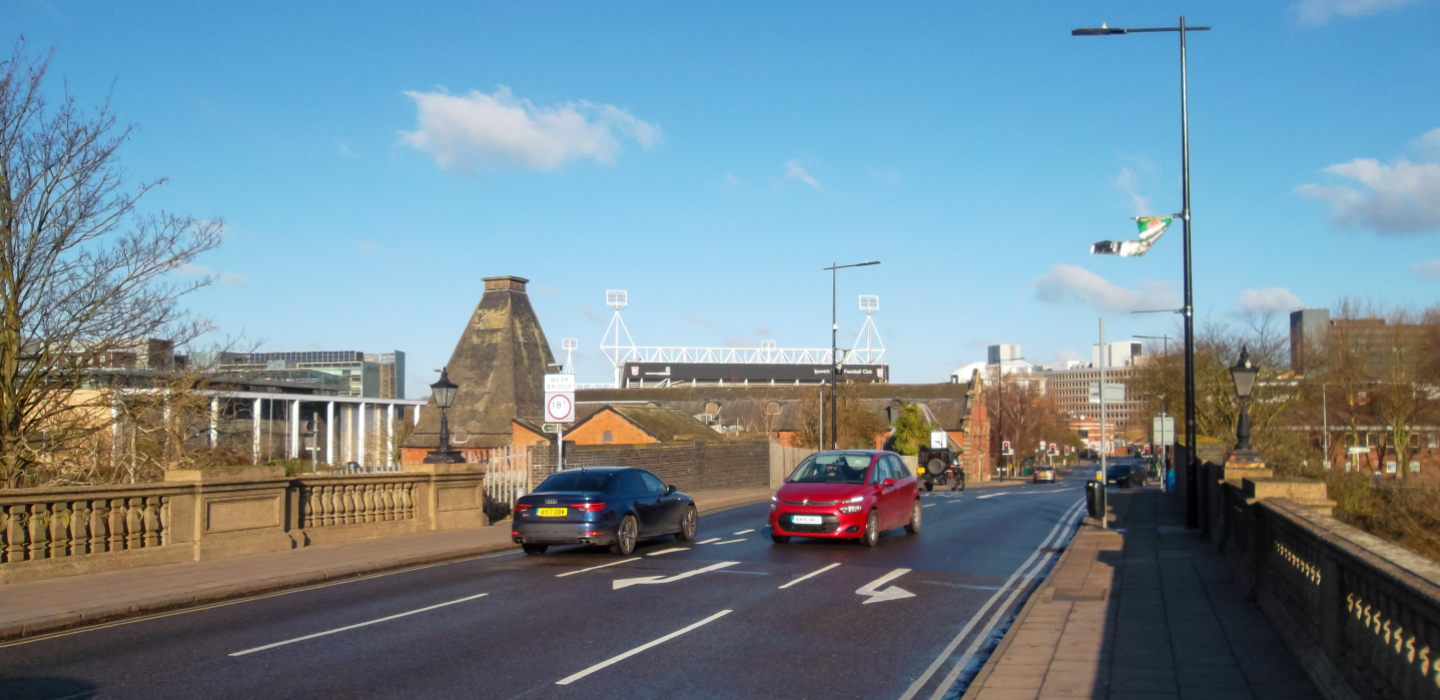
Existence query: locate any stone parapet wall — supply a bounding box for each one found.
[0,464,487,585]
[530,438,769,493]
[1211,476,1440,699]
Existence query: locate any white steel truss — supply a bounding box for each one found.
[607,346,836,365]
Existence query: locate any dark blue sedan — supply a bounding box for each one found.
[510,467,697,556]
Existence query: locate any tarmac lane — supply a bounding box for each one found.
[0,485,1084,700]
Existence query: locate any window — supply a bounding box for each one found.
[640,472,666,493]
[889,455,911,479]
[621,471,648,494]
[535,471,611,493]
[789,453,872,484]
[601,430,613,443]
[1429,433,1438,449]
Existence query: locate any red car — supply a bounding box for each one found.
[769,450,922,547]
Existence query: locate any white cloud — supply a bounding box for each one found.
[1417,128,1440,161]
[1294,0,1417,25]
[1297,156,1440,234]
[1114,167,1151,217]
[579,305,607,325]
[400,85,661,175]
[785,160,823,190]
[1030,264,1177,313]
[176,262,247,286]
[1413,259,1440,278]
[1238,287,1302,313]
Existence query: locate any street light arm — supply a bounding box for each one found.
[1073,26,1210,35]
[822,260,881,271]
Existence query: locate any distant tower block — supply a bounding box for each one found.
[562,338,578,374]
[600,290,636,388]
[851,295,885,364]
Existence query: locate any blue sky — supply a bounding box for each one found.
[9,0,1440,395]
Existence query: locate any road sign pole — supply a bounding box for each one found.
[558,422,564,472]
[1099,318,1108,530]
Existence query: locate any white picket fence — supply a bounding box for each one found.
[481,445,531,520]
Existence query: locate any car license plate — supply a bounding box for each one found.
[791,515,822,525]
[537,507,568,517]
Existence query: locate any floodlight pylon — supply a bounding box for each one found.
[600,290,636,388]
[562,338,578,374]
[851,295,885,364]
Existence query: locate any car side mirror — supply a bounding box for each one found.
[665,484,677,495]
[882,478,896,488]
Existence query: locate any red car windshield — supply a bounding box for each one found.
[788,453,873,484]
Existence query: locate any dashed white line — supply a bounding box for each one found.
[976,493,1007,500]
[555,558,641,578]
[555,610,732,685]
[695,537,721,545]
[230,592,489,656]
[922,504,937,508]
[711,538,746,545]
[733,529,755,535]
[779,562,840,589]
[646,547,689,556]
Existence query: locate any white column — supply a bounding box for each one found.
[413,405,421,425]
[253,398,262,464]
[290,400,301,459]
[209,397,219,447]
[386,403,395,468]
[358,401,368,467]
[326,401,335,466]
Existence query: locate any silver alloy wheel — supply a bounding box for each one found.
[679,506,697,540]
[863,510,879,547]
[906,500,921,534]
[613,515,637,555]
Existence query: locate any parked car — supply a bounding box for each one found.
[1033,464,1057,484]
[510,467,696,556]
[769,450,921,547]
[1104,461,1147,488]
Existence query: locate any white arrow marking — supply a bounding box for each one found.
[613,561,739,590]
[856,568,916,604]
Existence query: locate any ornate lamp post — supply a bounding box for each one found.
[1229,346,1262,466]
[423,367,464,464]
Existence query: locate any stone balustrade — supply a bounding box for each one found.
[1205,465,1440,699]
[0,463,486,585]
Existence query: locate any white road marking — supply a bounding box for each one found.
[646,547,689,556]
[897,497,1085,700]
[711,538,746,545]
[229,592,489,656]
[922,504,937,508]
[555,609,732,685]
[612,561,739,590]
[976,493,1007,499]
[696,537,721,544]
[733,529,755,535]
[555,558,641,578]
[856,568,915,604]
[779,562,840,589]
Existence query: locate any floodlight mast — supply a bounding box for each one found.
[600,290,636,388]
[852,295,885,364]
[562,338,578,374]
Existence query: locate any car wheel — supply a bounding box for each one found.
[676,505,698,541]
[522,544,548,555]
[610,515,638,556]
[861,509,880,547]
[924,482,933,492]
[771,532,790,544]
[905,500,921,534]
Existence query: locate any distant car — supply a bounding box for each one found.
[1033,464,1057,484]
[510,467,697,556]
[1105,461,1147,488]
[769,450,920,547]
[916,447,965,492]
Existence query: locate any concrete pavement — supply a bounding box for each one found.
[962,485,1324,700]
[0,487,773,643]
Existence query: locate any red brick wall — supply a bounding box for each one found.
[530,438,769,493]
[566,411,658,446]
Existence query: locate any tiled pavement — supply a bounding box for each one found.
[962,486,1325,700]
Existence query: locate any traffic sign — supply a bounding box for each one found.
[1153,414,1175,444]
[544,373,576,423]
[1347,446,1369,455]
[930,430,949,449]
[542,424,562,434]
[1088,382,1126,404]
[1039,440,1047,450]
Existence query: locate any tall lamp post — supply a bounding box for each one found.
[1229,346,1261,465]
[823,260,880,450]
[1073,17,1210,528]
[423,367,464,464]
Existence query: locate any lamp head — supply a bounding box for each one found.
[430,367,459,409]
[1230,346,1259,399]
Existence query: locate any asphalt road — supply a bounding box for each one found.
[2,479,1088,700]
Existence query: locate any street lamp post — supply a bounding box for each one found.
[823,260,880,450]
[423,367,464,464]
[1229,346,1262,466]
[1074,17,1210,528]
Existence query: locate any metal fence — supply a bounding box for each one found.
[481,445,531,521]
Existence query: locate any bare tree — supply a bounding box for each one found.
[1,41,221,487]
